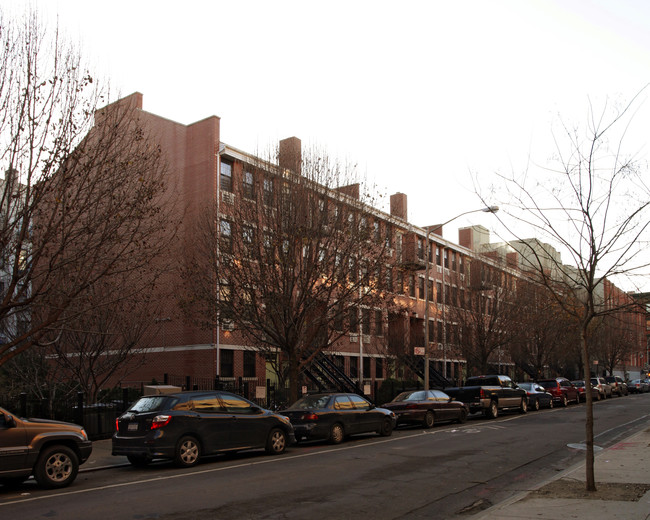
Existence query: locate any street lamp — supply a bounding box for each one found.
[423,205,499,389]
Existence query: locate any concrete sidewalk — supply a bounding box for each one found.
[471,426,650,519]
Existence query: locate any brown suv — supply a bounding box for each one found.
[0,406,92,488]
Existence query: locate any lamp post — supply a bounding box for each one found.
[423,205,498,389]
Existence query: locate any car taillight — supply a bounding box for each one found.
[151,415,172,429]
[302,412,319,421]
[115,418,120,432]
[479,389,486,399]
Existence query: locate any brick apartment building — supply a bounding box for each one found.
[101,93,646,399]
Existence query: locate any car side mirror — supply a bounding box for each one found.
[1,413,16,428]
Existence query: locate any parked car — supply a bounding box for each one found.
[444,375,528,418]
[517,382,554,410]
[113,391,295,467]
[628,379,649,393]
[571,380,601,402]
[280,393,396,444]
[536,378,580,406]
[605,376,629,396]
[590,377,613,399]
[380,389,468,428]
[0,406,92,489]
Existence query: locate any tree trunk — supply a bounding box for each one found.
[580,325,596,492]
[288,356,300,404]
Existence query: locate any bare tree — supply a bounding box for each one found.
[183,144,394,402]
[0,9,175,367]
[486,90,650,491]
[592,310,637,378]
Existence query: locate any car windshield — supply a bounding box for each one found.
[392,391,427,402]
[572,381,585,387]
[286,395,331,410]
[518,383,533,390]
[129,396,169,413]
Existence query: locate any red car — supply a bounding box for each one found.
[536,378,580,406]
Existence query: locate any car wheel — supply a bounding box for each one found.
[174,436,201,467]
[423,410,435,429]
[562,395,568,407]
[533,398,540,411]
[485,400,498,419]
[457,409,468,424]
[34,445,79,489]
[329,423,345,444]
[127,455,151,467]
[520,398,528,413]
[265,428,287,455]
[548,399,554,409]
[379,417,393,437]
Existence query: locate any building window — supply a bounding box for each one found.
[385,267,393,293]
[220,160,233,193]
[349,307,358,333]
[362,308,371,335]
[418,277,425,299]
[350,357,358,379]
[374,310,383,336]
[451,252,457,271]
[409,275,416,298]
[263,178,273,205]
[376,358,384,379]
[220,349,234,377]
[437,321,443,343]
[242,225,254,255]
[436,282,443,304]
[417,238,424,260]
[220,220,232,253]
[363,357,371,379]
[243,351,256,377]
[243,171,254,199]
[428,320,435,342]
[427,280,433,301]
[373,221,381,242]
[397,271,404,295]
[459,255,464,275]
[443,249,449,269]
[436,246,441,266]
[385,224,392,248]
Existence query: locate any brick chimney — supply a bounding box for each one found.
[390,193,407,221]
[279,136,301,174]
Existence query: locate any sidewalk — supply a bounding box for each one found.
[472,426,650,519]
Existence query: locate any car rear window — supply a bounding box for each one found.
[129,396,173,413]
[537,381,556,389]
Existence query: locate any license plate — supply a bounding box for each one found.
[128,423,138,431]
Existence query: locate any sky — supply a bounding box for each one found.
[5,0,650,289]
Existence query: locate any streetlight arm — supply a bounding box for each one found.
[435,206,499,229]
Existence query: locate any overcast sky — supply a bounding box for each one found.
[7,0,650,289]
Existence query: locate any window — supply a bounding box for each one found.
[350,357,358,378]
[242,225,254,252]
[349,307,359,333]
[220,160,233,192]
[451,252,457,271]
[349,394,371,410]
[192,395,224,413]
[436,282,443,304]
[417,238,424,260]
[385,224,392,248]
[242,171,254,199]
[428,320,435,342]
[373,221,381,242]
[334,395,353,410]
[376,358,384,379]
[409,275,416,297]
[263,178,273,205]
[220,349,234,377]
[219,393,259,414]
[427,280,433,301]
[436,321,443,342]
[362,308,371,335]
[243,351,256,377]
[436,246,441,266]
[386,267,393,292]
[418,277,424,299]
[363,357,371,380]
[459,255,464,275]
[444,249,449,269]
[220,220,232,252]
[374,310,383,336]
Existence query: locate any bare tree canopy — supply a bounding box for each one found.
[0,9,175,366]
[483,90,650,492]
[182,144,395,401]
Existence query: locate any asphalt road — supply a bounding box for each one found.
[2,393,649,519]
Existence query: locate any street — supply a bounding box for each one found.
[1,394,649,519]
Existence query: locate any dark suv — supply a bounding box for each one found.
[113,390,295,467]
[536,378,580,406]
[0,406,92,488]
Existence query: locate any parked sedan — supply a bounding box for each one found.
[536,378,580,406]
[605,376,629,396]
[380,389,468,428]
[571,380,601,402]
[628,379,649,393]
[280,393,396,444]
[590,377,613,399]
[517,382,554,410]
[113,391,295,467]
